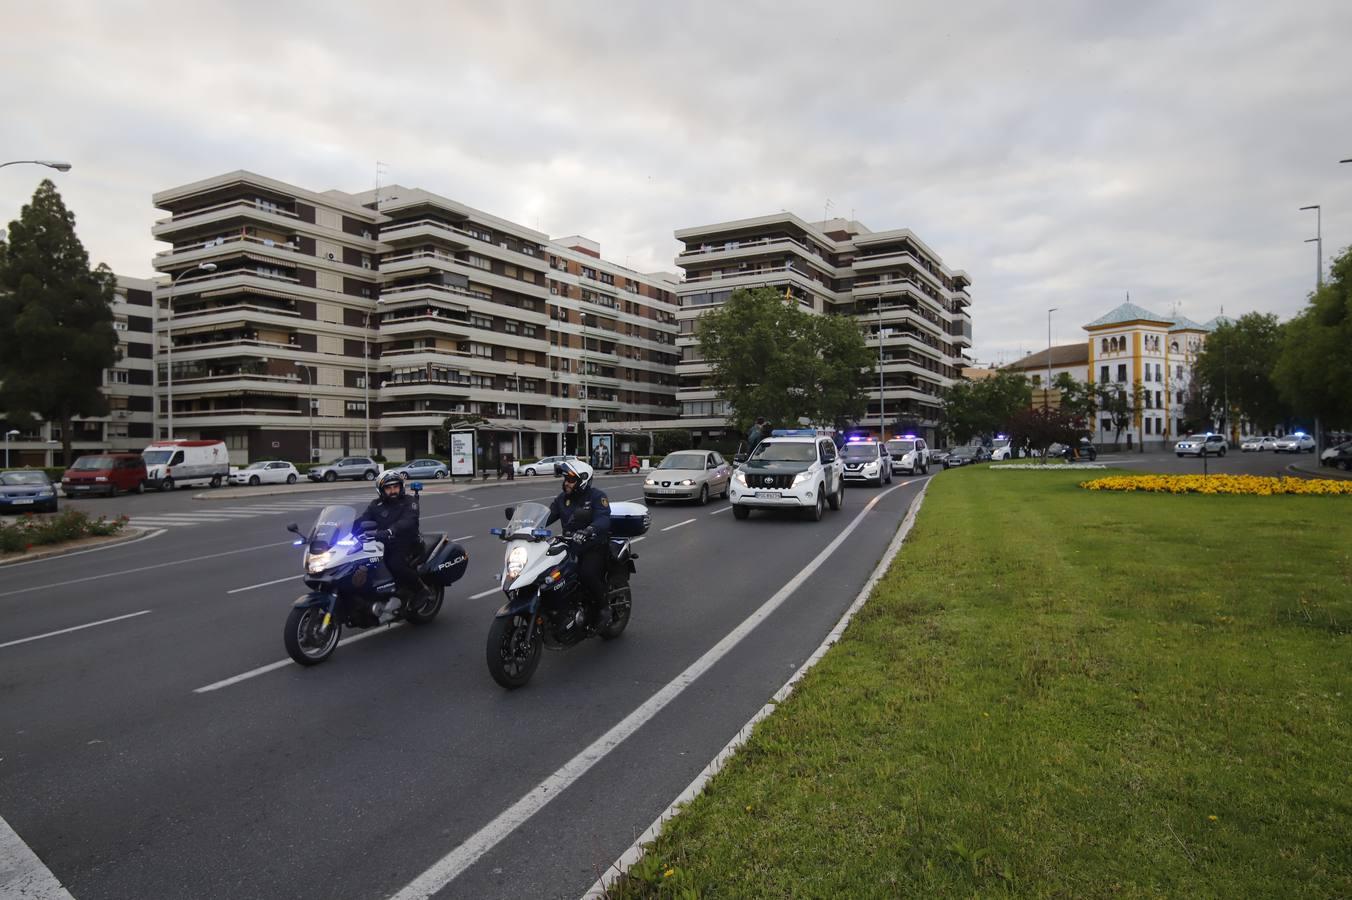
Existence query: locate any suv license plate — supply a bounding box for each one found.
[12,499,33,505]
[755,491,780,499]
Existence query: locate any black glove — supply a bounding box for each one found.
[567,528,594,548]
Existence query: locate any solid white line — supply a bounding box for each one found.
[0,539,295,599]
[193,623,403,693]
[0,527,165,569]
[470,587,500,600]
[584,480,930,897]
[388,484,905,900]
[660,517,697,532]
[0,609,152,650]
[629,536,647,544]
[226,574,302,595]
[452,534,476,542]
[707,505,731,515]
[0,812,74,898]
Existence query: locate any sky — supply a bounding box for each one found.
[3,0,1351,366]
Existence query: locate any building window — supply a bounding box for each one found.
[466,254,491,270]
[471,314,493,329]
[1117,364,1127,382]
[106,369,129,384]
[469,342,492,358]
[1155,390,1162,408]
[346,401,366,414]
[1101,338,1109,352]
[1099,365,1109,383]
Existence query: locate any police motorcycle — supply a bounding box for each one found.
[282,482,468,666]
[484,499,649,689]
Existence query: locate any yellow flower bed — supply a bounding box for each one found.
[1079,474,1352,496]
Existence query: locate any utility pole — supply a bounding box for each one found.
[1045,307,1058,409]
[1300,205,1323,289]
[877,301,886,440]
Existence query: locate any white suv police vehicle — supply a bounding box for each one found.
[885,436,930,475]
[730,430,845,521]
[840,438,892,486]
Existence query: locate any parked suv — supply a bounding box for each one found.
[730,429,845,521]
[307,456,382,482]
[62,453,147,496]
[885,437,930,475]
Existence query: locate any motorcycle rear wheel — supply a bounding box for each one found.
[284,606,341,666]
[599,588,632,641]
[487,614,541,689]
[404,585,445,625]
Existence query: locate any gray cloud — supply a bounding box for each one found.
[3,0,1351,366]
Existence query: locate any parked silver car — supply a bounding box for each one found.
[386,458,449,480]
[517,455,582,476]
[306,456,383,482]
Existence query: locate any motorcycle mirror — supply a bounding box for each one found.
[504,506,515,521]
[286,523,301,534]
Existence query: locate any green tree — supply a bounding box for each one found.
[1095,380,1146,448]
[1006,406,1083,462]
[1052,372,1097,426]
[1193,313,1289,433]
[0,180,119,465]
[940,371,1032,444]
[1273,246,1352,429]
[696,287,871,433]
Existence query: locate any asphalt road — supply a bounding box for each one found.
[1,471,930,899]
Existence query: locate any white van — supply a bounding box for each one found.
[141,440,230,491]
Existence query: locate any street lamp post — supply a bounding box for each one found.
[295,362,314,463]
[0,160,72,172]
[1299,205,1323,290]
[163,263,217,439]
[1045,307,1058,408]
[877,301,886,440]
[4,429,19,468]
[363,310,372,457]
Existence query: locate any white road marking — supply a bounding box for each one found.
[586,481,930,898]
[193,624,404,693]
[470,587,500,600]
[0,610,152,650]
[0,527,165,569]
[707,505,731,515]
[0,539,295,600]
[660,517,696,532]
[388,484,904,899]
[629,536,647,544]
[452,534,475,542]
[226,575,302,595]
[0,812,74,898]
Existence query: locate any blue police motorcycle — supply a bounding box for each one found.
[283,483,468,666]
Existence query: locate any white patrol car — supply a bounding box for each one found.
[730,429,845,521]
[885,436,931,475]
[840,438,892,486]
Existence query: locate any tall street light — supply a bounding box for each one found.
[1045,307,1058,408]
[877,300,886,440]
[295,362,314,463]
[0,160,72,172]
[4,429,19,468]
[1300,205,1323,289]
[163,263,217,439]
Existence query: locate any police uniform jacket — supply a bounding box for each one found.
[547,484,611,547]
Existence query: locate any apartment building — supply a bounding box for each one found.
[151,172,678,464]
[2,275,156,467]
[673,213,973,443]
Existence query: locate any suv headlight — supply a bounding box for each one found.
[791,470,811,487]
[733,470,747,486]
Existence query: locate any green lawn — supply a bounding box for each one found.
[614,467,1351,898]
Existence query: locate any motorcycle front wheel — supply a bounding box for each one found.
[284,606,341,666]
[487,613,542,689]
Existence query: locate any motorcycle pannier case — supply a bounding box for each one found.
[608,501,650,538]
[420,536,469,586]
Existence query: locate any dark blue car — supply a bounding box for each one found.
[0,470,59,513]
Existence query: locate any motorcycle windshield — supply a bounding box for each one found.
[308,505,357,552]
[505,501,551,539]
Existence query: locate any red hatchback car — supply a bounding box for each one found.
[61,453,148,497]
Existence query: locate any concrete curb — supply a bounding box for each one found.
[0,525,157,568]
[582,479,933,899]
[1288,461,1352,481]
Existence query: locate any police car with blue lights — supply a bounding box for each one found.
[839,435,893,486]
[730,429,846,521]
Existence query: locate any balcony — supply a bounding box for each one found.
[153,199,302,239]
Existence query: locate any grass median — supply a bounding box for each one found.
[614,467,1351,898]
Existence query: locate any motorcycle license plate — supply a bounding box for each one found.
[755,491,780,499]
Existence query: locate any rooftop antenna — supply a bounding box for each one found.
[823,198,832,222]
[374,161,388,208]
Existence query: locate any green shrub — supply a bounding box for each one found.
[0,509,127,554]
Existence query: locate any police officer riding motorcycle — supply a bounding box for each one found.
[547,460,612,629]
[359,471,432,617]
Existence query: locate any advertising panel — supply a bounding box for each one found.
[449,430,475,476]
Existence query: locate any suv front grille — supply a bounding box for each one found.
[748,473,797,490]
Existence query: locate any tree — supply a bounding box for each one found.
[0,180,119,465]
[1273,245,1352,430]
[1052,372,1097,426]
[696,287,871,432]
[1005,406,1083,462]
[1095,380,1146,448]
[1193,313,1289,433]
[939,371,1031,445]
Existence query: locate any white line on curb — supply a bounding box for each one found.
[193,624,404,693]
[582,479,930,898]
[0,812,74,899]
[0,609,153,650]
[659,517,696,532]
[387,483,905,900]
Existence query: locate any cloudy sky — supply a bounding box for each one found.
[4,0,1351,365]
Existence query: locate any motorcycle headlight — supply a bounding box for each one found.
[507,546,529,579]
[305,550,335,574]
[733,470,747,486]
[791,471,811,487]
